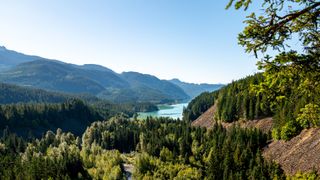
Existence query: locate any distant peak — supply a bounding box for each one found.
[81,64,113,72]
[171,78,181,82]
[0,46,7,51]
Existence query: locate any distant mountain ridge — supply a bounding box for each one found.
[0,46,42,70]
[169,78,224,98]
[0,46,221,103]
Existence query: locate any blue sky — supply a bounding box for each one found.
[0,0,261,84]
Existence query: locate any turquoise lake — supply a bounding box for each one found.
[138,103,188,120]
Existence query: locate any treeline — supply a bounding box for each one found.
[0,98,158,138]
[2,115,319,179]
[0,82,158,117]
[91,101,158,119]
[183,73,271,122]
[0,99,102,137]
[0,83,70,104]
[183,91,219,121]
[215,73,271,122]
[83,117,284,179]
[184,70,320,140]
[0,128,124,179]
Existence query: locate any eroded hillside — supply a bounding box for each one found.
[191,103,273,133]
[263,128,320,176]
[192,103,320,176]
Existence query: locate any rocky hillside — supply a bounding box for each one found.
[263,128,320,176]
[192,103,320,175]
[191,103,273,133]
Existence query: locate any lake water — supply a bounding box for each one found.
[138,103,188,120]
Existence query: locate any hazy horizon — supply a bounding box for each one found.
[0,0,261,84]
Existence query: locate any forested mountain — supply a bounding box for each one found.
[169,78,224,98]
[121,72,189,102]
[0,82,70,104]
[0,47,191,103]
[0,99,102,137]
[185,69,319,142]
[184,73,270,121]
[0,60,185,103]
[0,116,286,179]
[0,60,126,94]
[0,46,42,70]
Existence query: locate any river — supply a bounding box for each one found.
[137,103,188,120]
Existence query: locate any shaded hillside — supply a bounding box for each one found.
[183,73,271,122]
[263,128,320,175]
[0,57,188,103]
[0,100,102,137]
[191,102,273,134]
[121,72,189,102]
[0,83,69,104]
[0,60,124,94]
[169,78,224,98]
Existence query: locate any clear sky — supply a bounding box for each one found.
[0,0,261,84]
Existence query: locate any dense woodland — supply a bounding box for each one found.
[0,0,319,179]
[184,70,320,141]
[0,116,289,179]
[183,91,219,122]
[0,95,158,138]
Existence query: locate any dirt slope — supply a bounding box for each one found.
[191,103,217,128]
[192,103,320,176]
[263,128,320,176]
[191,103,273,133]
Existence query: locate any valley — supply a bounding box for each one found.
[0,0,319,179]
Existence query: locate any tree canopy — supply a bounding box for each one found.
[228,0,320,140]
[227,0,320,56]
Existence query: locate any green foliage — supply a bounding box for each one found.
[0,127,125,179]
[289,171,319,180]
[0,83,70,104]
[183,73,273,123]
[0,129,89,179]
[227,0,320,56]
[81,116,285,179]
[280,121,299,141]
[183,91,218,121]
[134,153,202,180]
[0,99,103,137]
[82,115,141,153]
[227,0,320,140]
[0,97,158,138]
[81,144,124,180]
[297,104,320,128]
[216,73,271,122]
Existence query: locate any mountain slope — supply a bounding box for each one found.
[0,82,105,104]
[0,82,70,104]
[0,60,108,94]
[0,46,42,70]
[121,72,190,102]
[169,78,224,98]
[263,128,320,175]
[0,60,189,103]
[0,47,194,103]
